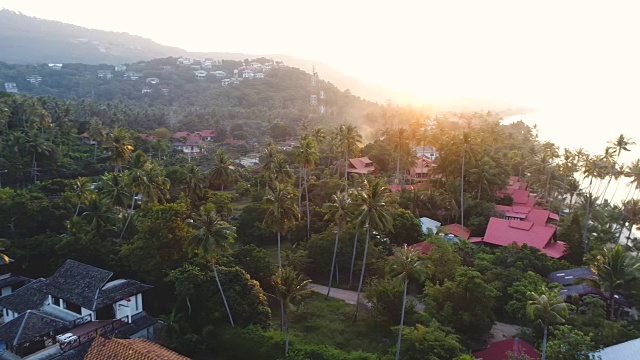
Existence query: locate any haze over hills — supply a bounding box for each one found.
[0,9,527,112]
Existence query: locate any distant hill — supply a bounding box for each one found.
[0,10,405,104]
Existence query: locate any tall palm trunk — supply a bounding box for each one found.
[305,168,311,240]
[298,164,303,212]
[582,178,593,253]
[349,231,359,287]
[119,192,137,240]
[277,231,285,331]
[353,226,370,322]
[74,202,82,217]
[395,278,409,360]
[212,262,235,326]
[610,293,616,320]
[541,325,548,360]
[326,224,341,298]
[284,310,290,356]
[396,144,401,184]
[277,231,282,269]
[344,148,349,187]
[460,149,465,229]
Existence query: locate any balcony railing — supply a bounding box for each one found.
[59,316,129,352]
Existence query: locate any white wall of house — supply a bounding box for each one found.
[3,308,17,322]
[115,293,143,322]
[1,286,12,297]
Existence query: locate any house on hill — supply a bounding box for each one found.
[48,64,62,70]
[409,156,435,181]
[114,64,127,72]
[0,260,155,358]
[242,70,254,79]
[494,205,559,226]
[199,129,217,141]
[473,338,539,360]
[97,70,113,80]
[4,82,18,93]
[346,157,375,175]
[471,218,566,258]
[442,224,471,240]
[146,77,160,84]
[194,70,207,80]
[26,75,42,86]
[415,146,438,160]
[591,337,640,360]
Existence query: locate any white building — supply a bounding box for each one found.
[212,71,226,78]
[3,82,18,93]
[145,77,160,84]
[141,87,152,94]
[48,64,62,70]
[123,72,143,81]
[242,70,254,79]
[97,70,113,80]
[254,73,265,79]
[0,260,156,358]
[415,146,438,160]
[194,70,207,80]
[591,338,640,360]
[114,64,127,72]
[26,75,42,86]
[221,79,231,87]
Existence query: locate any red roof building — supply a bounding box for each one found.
[409,156,434,181]
[494,205,560,226]
[199,129,217,139]
[442,224,471,240]
[408,241,433,255]
[472,218,566,258]
[139,134,158,141]
[473,338,539,360]
[346,157,376,174]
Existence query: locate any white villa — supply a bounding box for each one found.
[221,79,231,87]
[242,70,254,79]
[145,77,160,84]
[415,146,439,160]
[194,70,207,80]
[114,64,127,72]
[0,260,156,358]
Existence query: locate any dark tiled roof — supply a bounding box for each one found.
[0,274,32,291]
[0,278,48,313]
[548,267,595,286]
[0,310,69,346]
[43,260,113,310]
[85,336,190,360]
[95,280,152,309]
[114,311,157,338]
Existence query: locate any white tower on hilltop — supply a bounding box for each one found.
[310,66,325,115]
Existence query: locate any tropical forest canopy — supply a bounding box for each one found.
[0,55,639,360]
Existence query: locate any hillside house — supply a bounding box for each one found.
[141,87,152,94]
[494,205,559,226]
[97,70,113,79]
[470,218,566,258]
[114,64,127,72]
[415,146,438,160]
[310,95,318,105]
[139,134,158,141]
[277,140,299,150]
[199,129,217,141]
[202,60,213,68]
[26,75,42,86]
[255,72,265,79]
[79,132,97,145]
[85,336,189,360]
[123,72,143,81]
[194,70,207,80]
[242,70,254,79]
[409,156,434,181]
[346,157,376,174]
[173,138,202,154]
[48,64,62,70]
[0,260,155,358]
[177,57,192,65]
[159,85,170,95]
[442,224,471,240]
[231,78,242,84]
[212,71,226,78]
[3,82,18,93]
[591,338,640,360]
[146,77,160,84]
[221,79,231,87]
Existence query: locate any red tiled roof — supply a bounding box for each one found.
[480,218,565,258]
[473,338,539,360]
[85,336,191,360]
[494,205,559,226]
[469,237,484,243]
[200,129,216,137]
[139,134,158,140]
[411,157,434,174]
[348,157,375,170]
[408,242,433,255]
[443,224,471,240]
[224,139,246,145]
[173,131,191,138]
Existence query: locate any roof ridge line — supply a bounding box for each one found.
[12,310,31,346]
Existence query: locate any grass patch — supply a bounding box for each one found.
[287,292,393,355]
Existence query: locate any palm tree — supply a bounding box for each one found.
[88,118,106,160]
[73,177,96,216]
[622,199,640,245]
[99,172,130,211]
[272,267,312,357]
[81,198,114,237]
[322,190,351,297]
[183,163,206,205]
[187,203,237,326]
[604,135,635,201]
[104,127,134,173]
[311,127,326,146]
[25,130,53,183]
[336,125,362,186]
[469,156,504,201]
[579,245,640,319]
[208,150,238,191]
[263,183,300,269]
[294,137,319,239]
[387,245,427,360]
[352,178,394,321]
[526,288,571,360]
[119,151,150,239]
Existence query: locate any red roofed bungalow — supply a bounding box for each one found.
[408,241,433,255]
[346,157,376,174]
[494,205,559,226]
[508,176,529,191]
[474,218,566,258]
[139,133,158,141]
[409,156,434,181]
[442,224,471,240]
[199,129,217,140]
[473,338,539,360]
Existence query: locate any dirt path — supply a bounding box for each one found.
[308,283,425,311]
